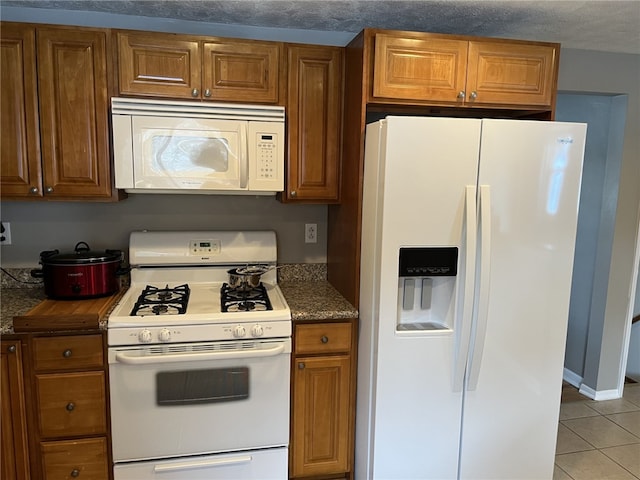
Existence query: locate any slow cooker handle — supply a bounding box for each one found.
[74,241,90,252]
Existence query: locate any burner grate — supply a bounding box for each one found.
[221,283,272,313]
[131,284,190,316]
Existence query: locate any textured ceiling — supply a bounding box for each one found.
[3,0,640,54]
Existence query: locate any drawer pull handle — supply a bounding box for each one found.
[8,345,16,353]
[298,362,305,369]
[321,335,329,344]
[71,468,80,477]
[66,402,75,412]
[63,349,72,358]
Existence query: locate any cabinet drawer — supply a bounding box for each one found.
[41,437,109,480]
[32,335,103,371]
[295,323,352,355]
[36,371,107,438]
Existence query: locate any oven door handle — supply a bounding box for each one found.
[153,454,252,472]
[114,343,286,364]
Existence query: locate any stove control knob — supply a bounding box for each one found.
[138,329,153,343]
[233,325,246,338]
[251,324,264,337]
[158,328,172,342]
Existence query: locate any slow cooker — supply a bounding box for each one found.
[31,242,128,299]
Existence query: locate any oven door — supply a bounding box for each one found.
[108,338,291,462]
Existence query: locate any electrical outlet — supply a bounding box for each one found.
[305,223,317,244]
[1,222,11,245]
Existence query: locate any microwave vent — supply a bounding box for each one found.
[111,97,285,122]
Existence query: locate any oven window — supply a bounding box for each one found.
[156,367,249,406]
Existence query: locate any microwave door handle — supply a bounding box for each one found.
[239,124,248,189]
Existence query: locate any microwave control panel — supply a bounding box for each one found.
[248,122,285,192]
[256,134,278,180]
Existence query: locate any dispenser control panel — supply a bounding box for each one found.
[398,247,458,277]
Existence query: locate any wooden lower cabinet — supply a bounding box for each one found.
[1,340,31,480]
[21,332,112,480]
[41,437,109,480]
[290,320,356,479]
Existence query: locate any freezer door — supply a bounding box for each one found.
[357,116,481,479]
[458,119,586,479]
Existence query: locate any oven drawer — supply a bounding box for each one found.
[113,448,288,480]
[295,322,352,354]
[32,335,104,371]
[36,371,107,438]
[41,437,109,480]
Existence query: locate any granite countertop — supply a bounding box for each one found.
[280,281,358,321]
[1,265,358,334]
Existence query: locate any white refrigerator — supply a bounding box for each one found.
[356,116,587,479]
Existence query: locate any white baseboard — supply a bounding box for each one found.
[563,368,582,388]
[563,368,622,400]
[578,383,622,401]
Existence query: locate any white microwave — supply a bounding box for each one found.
[111,98,285,195]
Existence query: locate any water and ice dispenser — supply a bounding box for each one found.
[397,247,458,332]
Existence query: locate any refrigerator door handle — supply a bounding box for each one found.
[453,185,478,392]
[468,184,492,391]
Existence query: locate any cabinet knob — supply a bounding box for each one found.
[469,91,478,100]
[457,91,466,99]
[29,186,39,194]
[70,468,80,477]
[63,349,72,358]
[298,362,305,369]
[66,402,75,412]
[290,191,297,197]
[191,88,199,97]
[45,186,54,193]
[8,345,16,353]
[204,89,212,97]
[321,335,329,344]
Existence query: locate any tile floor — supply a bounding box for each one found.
[554,382,640,480]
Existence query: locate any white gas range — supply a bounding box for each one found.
[107,231,291,480]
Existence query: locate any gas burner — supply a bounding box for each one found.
[221,283,272,313]
[131,284,190,316]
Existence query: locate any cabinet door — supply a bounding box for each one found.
[284,45,343,202]
[36,371,107,439]
[117,31,201,98]
[291,354,351,477]
[202,40,280,103]
[466,41,557,107]
[41,437,109,480]
[372,33,468,103]
[1,341,30,480]
[37,27,113,198]
[0,23,42,197]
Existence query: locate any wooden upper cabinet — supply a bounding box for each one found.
[283,44,343,203]
[117,31,281,103]
[117,31,200,98]
[373,33,468,103]
[371,31,559,109]
[203,40,279,103]
[466,41,557,107]
[0,24,42,197]
[0,22,115,200]
[37,27,112,198]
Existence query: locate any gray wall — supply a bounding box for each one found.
[557,94,627,388]
[558,49,640,393]
[0,195,327,266]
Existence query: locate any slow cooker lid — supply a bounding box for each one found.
[40,242,122,265]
